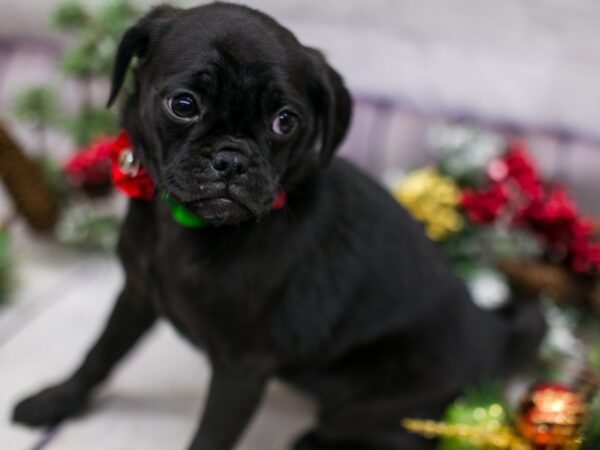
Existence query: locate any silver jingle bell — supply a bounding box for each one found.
[118,148,140,176]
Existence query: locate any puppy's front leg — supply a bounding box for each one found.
[188,355,275,450]
[13,283,156,426]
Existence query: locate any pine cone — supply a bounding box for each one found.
[498,259,588,306]
[0,122,60,233]
[590,281,600,316]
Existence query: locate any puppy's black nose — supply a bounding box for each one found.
[210,151,249,176]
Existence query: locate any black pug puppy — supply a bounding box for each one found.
[13,3,545,449]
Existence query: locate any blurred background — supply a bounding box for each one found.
[2,0,600,209]
[1,1,600,449]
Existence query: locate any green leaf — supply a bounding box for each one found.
[0,230,12,305]
[51,0,91,31]
[60,45,97,78]
[35,155,71,205]
[62,108,119,146]
[97,0,141,38]
[55,0,141,78]
[14,86,59,126]
[580,391,600,450]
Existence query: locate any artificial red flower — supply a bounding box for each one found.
[516,187,578,241]
[485,158,509,182]
[503,141,542,200]
[459,138,600,275]
[64,137,114,190]
[566,217,600,273]
[505,140,537,177]
[64,132,155,200]
[460,183,508,224]
[462,140,543,226]
[570,238,600,274]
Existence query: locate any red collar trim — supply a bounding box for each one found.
[109,131,155,200]
[109,130,286,210]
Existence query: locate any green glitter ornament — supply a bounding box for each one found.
[439,386,508,450]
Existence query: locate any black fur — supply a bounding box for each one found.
[13,3,545,449]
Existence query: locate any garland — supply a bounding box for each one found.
[404,384,600,450]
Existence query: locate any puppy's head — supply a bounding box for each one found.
[108,3,351,225]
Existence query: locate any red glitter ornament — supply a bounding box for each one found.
[516,383,586,449]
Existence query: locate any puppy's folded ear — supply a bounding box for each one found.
[107,5,179,107]
[305,48,352,166]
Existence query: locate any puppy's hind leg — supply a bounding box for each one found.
[293,431,374,450]
[292,430,436,450]
[12,284,157,427]
[292,392,449,450]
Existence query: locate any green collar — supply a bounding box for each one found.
[161,194,214,228]
[161,190,287,229]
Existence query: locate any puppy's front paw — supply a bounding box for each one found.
[13,381,87,427]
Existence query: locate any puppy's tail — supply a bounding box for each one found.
[497,295,547,372]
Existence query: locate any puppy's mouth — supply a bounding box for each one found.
[167,183,267,226]
[184,197,251,225]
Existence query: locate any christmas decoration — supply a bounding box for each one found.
[0,122,60,233]
[14,1,141,148]
[460,183,508,225]
[439,386,508,450]
[459,141,600,276]
[497,260,599,310]
[108,131,154,200]
[55,205,121,250]
[402,308,600,450]
[393,167,463,240]
[64,130,154,200]
[403,383,591,450]
[427,125,504,183]
[579,391,600,450]
[465,267,511,311]
[6,0,142,249]
[64,136,114,196]
[516,383,586,448]
[391,124,600,449]
[389,125,600,317]
[403,419,533,450]
[14,86,59,155]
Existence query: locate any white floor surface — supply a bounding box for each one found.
[0,237,314,450]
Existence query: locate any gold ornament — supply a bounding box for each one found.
[403,418,531,449]
[402,418,582,450]
[393,167,463,241]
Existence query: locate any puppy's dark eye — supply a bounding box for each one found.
[271,110,298,136]
[168,94,200,120]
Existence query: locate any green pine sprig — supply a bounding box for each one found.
[580,391,600,450]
